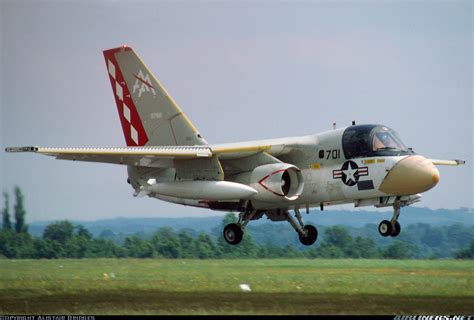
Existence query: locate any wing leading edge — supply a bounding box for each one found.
[5,146,212,168]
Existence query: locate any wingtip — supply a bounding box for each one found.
[5,146,38,153]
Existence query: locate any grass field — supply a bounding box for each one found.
[0,259,472,315]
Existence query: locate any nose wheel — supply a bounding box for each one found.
[379,204,402,237]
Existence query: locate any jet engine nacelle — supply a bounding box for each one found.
[250,163,304,202]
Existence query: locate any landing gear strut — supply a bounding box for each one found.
[288,208,318,246]
[223,202,257,245]
[379,204,401,237]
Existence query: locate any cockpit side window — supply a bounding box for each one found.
[342,125,374,159]
[372,132,403,151]
[372,130,406,151]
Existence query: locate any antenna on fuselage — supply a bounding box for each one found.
[352,121,356,125]
[333,122,336,130]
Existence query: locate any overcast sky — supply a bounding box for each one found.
[0,0,472,222]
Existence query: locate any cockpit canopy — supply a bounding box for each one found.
[342,125,413,159]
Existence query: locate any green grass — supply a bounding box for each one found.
[0,259,472,315]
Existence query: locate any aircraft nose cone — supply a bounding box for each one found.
[379,155,440,195]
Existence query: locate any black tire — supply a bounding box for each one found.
[299,225,318,246]
[390,221,401,237]
[223,223,243,245]
[378,220,392,237]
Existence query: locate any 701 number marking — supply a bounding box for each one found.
[326,149,340,160]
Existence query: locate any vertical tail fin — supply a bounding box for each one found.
[103,45,207,146]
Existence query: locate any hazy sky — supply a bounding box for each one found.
[1,0,472,222]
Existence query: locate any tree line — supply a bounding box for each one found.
[1,187,473,259]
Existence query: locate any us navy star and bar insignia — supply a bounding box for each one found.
[333,160,374,190]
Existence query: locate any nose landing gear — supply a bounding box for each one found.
[378,204,401,237]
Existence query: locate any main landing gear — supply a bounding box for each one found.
[223,223,244,245]
[223,205,318,246]
[288,208,318,246]
[378,204,401,237]
[223,203,257,245]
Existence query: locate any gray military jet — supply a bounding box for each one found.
[6,46,465,246]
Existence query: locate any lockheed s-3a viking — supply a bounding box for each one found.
[6,46,465,246]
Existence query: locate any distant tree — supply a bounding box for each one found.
[324,226,353,250]
[256,245,270,258]
[282,245,302,258]
[64,225,93,258]
[10,232,35,258]
[235,232,259,258]
[124,235,154,258]
[2,192,12,230]
[314,226,354,258]
[90,238,127,258]
[383,241,414,259]
[151,228,180,258]
[76,225,93,239]
[178,230,196,258]
[316,245,345,258]
[33,238,63,259]
[13,187,27,233]
[43,221,75,245]
[0,229,16,258]
[195,233,218,259]
[420,224,445,247]
[445,224,474,252]
[455,239,474,259]
[259,244,287,258]
[351,236,381,259]
[99,229,118,243]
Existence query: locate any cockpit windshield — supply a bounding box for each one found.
[372,128,407,152]
[342,125,411,159]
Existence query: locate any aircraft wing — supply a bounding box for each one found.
[5,146,212,168]
[6,136,317,168]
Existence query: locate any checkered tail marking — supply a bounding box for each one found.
[103,46,149,146]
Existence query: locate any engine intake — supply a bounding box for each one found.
[250,163,304,202]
